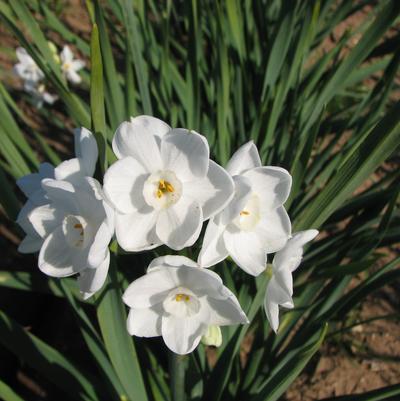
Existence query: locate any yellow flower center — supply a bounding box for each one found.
[63,62,71,71]
[240,210,250,216]
[156,179,174,198]
[175,293,190,302]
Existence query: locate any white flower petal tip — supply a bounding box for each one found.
[226,141,262,176]
[197,219,229,268]
[108,116,231,251]
[123,256,247,354]
[53,127,97,184]
[264,229,318,333]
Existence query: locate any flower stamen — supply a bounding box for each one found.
[157,179,174,198]
[175,293,190,302]
[240,210,250,216]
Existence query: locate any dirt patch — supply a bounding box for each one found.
[285,280,400,400]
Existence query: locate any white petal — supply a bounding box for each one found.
[254,206,292,253]
[264,295,280,333]
[67,70,82,84]
[197,219,228,268]
[42,178,106,223]
[43,91,57,104]
[244,166,292,210]
[161,129,209,182]
[273,229,318,272]
[17,162,54,198]
[184,160,234,220]
[272,229,318,295]
[61,45,73,63]
[206,289,248,326]
[16,47,32,64]
[18,234,43,253]
[112,118,167,171]
[264,276,294,333]
[17,200,42,237]
[156,197,202,250]
[78,251,109,296]
[224,228,267,276]
[87,221,112,268]
[27,204,61,238]
[74,127,98,176]
[38,226,87,277]
[226,141,261,176]
[71,59,85,71]
[161,313,208,355]
[41,179,78,213]
[218,175,252,225]
[54,158,84,182]
[148,255,198,272]
[130,115,171,142]
[103,157,148,214]
[274,269,294,298]
[127,305,162,337]
[115,209,160,252]
[122,269,178,308]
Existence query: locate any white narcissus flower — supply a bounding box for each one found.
[60,45,85,84]
[123,255,248,355]
[104,115,234,251]
[17,128,98,253]
[198,141,292,276]
[14,47,44,84]
[24,81,58,108]
[27,178,114,299]
[264,229,319,332]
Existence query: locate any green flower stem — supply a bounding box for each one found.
[169,352,188,401]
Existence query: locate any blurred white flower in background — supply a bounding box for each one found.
[14,47,44,84]
[24,81,58,108]
[264,230,319,332]
[123,255,248,354]
[104,115,234,251]
[60,45,85,84]
[198,141,292,276]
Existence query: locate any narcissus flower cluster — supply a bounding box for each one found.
[14,44,84,108]
[17,115,317,354]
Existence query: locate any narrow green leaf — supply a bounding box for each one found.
[295,101,400,230]
[249,324,328,401]
[320,383,400,401]
[90,23,107,173]
[96,256,148,401]
[0,310,98,401]
[0,379,24,401]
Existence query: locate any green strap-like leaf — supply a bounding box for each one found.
[0,309,99,401]
[90,24,108,173]
[295,101,400,231]
[320,383,400,401]
[0,379,24,401]
[96,256,149,401]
